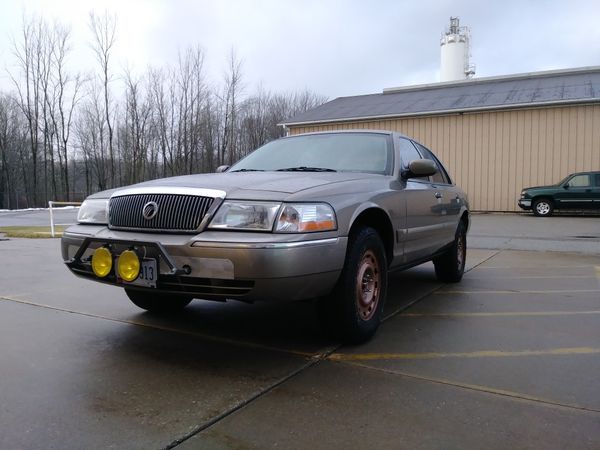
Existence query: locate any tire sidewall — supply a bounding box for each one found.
[334,227,388,343]
[454,222,467,277]
[433,220,467,283]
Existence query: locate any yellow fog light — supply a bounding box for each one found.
[91,247,113,278]
[118,250,140,282]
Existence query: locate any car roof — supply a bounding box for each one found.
[285,129,412,140]
[569,171,600,176]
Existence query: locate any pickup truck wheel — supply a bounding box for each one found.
[433,221,467,283]
[533,198,554,217]
[125,289,192,313]
[318,227,387,344]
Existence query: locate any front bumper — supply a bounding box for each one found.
[61,225,347,302]
[518,198,532,210]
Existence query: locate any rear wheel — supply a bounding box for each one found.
[433,221,467,283]
[533,198,554,217]
[125,289,192,313]
[318,226,388,344]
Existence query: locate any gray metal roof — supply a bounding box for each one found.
[281,67,600,126]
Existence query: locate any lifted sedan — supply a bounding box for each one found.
[62,131,469,343]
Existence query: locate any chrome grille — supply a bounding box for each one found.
[109,194,215,232]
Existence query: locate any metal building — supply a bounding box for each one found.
[280,67,600,212]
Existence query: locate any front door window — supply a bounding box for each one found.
[567,175,591,188]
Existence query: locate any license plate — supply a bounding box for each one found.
[129,259,158,288]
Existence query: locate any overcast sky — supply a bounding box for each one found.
[1,0,599,99]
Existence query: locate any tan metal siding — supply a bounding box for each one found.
[289,104,600,211]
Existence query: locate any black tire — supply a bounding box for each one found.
[532,198,554,217]
[125,289,192,313]
[433,221,467,283]
[317,227,388,344]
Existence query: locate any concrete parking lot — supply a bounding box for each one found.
[0,215,599,449]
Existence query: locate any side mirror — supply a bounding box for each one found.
[403,159,437,179]
[563,184,570,190]
[216,165,230,173]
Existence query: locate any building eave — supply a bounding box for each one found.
[280,97,600,128]
[383,66,600,94]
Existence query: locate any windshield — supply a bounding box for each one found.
[230,133,393,175]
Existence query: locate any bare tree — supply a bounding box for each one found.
[4,13,327,207]
[0,95,12,208]
[89,11,117,188]
[236,88,328,160]
[10,16,42,205]
[49,24,83,201]
[148,68,172,177]
[75,82,110,192]
[8,15,86,205]
[0,94,29,209]
[121,68,153,184]
[199,93,219,172]
[147,46,207,177]
[218,49,244,166]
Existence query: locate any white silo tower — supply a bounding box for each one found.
[440,17,475,82]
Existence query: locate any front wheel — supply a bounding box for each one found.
[533,198,554,217]
[433,221,467,283]
[125,289,193,313]
[318,227,388,344]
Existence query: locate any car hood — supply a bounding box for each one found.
[90,172,382,200]
[522,184,556,191]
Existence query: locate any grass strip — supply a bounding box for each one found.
[0,226,66,238]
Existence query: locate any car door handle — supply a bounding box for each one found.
[434,192,443,199]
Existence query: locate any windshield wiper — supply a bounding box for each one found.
[276,166,337,172]
[230,168,265,172]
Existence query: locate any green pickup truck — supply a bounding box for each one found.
[518,171,600,216]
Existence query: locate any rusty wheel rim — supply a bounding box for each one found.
[356,250,381,321]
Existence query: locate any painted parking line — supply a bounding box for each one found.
[435,289,600,295]
[328,347,600,362]
[341,361,600,414]
[0,292,31,298]
[474,265,597,270]
[464,275,597,280]
[383,251,501,321]
[402,310,600,318]
[0,295,317,359]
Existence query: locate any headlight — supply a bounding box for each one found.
[209,201,281,231]
[77,198,109,224]
[275,203,337,233]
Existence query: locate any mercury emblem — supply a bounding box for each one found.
[142,201,159,220]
